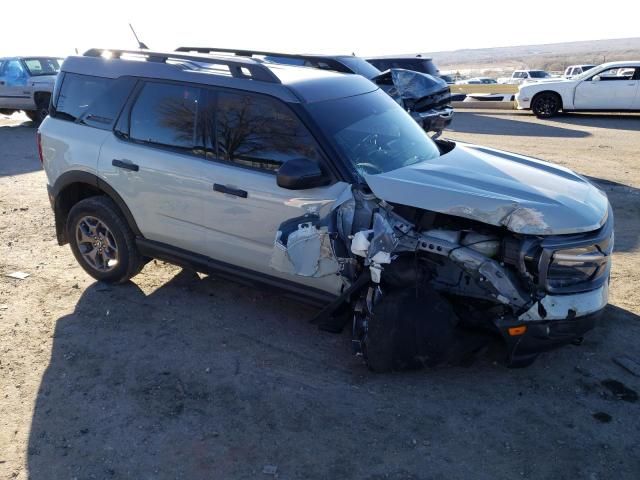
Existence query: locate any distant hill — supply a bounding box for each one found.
[418,37,640,75]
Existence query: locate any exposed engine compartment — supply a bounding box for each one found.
[270,185,547,370]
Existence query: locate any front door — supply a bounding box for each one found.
[195,88,348,294]
[574,66,639,109]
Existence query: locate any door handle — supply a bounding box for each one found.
[112,159,139,172]
[213,183,248,198]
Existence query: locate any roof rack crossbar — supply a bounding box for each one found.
[175,47,350,73]
[83,48,281,83]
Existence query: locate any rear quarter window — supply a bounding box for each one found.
[52,73,136,130]
[53,73,112,123]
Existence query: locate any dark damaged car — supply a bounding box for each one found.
[40,48,613,372]
[176,47,454,134]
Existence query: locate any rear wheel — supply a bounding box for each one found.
[66,196,144,283]
[532,92,561,118]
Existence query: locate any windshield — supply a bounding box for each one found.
[23,57,62,76]
[529,71,550,78]
[338,57,381,79]
[307,89,441,177]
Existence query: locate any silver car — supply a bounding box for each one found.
[39,48,613,371]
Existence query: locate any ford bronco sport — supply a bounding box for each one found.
[39,48,613,371]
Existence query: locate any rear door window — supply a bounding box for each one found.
[129,81,201,152]
[202,90,321,172]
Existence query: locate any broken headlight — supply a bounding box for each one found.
[547,245,609,289]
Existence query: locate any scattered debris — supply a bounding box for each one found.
[601,379,638,403]
[592,412,612,423]
[262,465,278,476]
[5,271,30,280]
[612,355,640,377]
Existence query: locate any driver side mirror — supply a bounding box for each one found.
[277,158,331,190]
[592,75,601,82]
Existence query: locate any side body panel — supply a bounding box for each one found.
[197,159,349,294]
[41,117,110,189]
[98,135,208,255]
[574,79,638,109]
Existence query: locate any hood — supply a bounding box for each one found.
[522,77,563,84]
[364,143,609,235]
[520,78,573,90]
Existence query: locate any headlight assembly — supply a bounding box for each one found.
[547,246,608,289]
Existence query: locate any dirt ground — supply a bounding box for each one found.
[1,109,639,480]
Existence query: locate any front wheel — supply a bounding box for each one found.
[532,93,561,118]
[66,196,145,283]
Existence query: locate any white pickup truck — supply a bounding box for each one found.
[498,69,552,85]
[0,56,63,124]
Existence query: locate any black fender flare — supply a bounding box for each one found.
[51,171,142,243]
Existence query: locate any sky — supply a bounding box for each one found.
[1,0,639,57]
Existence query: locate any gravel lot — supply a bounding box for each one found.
[1,109,639,480]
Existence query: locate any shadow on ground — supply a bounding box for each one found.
[466,110,640,131]
[447,112,591,138]
[27,268,640,479]
[0,119,39,177]
[587,176,640,253]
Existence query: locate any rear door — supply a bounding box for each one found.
[98,80,209,253]
[574,66,639,109]
[194,88,348,293]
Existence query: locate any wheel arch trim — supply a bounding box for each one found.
[51,171,142,244]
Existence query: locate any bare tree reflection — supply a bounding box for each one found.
[215,93,319,170]
[156,94,198,147]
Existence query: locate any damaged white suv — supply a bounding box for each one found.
[40,49,613,371]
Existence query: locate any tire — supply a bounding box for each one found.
[25,111,39,123]
[363,289,458,372]
[531,92,561,118]
[66,196,144,283]
[30,93,51,125]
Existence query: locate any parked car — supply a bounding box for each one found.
[176,47,453,134]
[40,48,613,371]
[0,56,63,124]
[439,74,455,84]
[456,77,497,85]
[502,70,552,85]
[516,61,640,117]
[563,64,596,79]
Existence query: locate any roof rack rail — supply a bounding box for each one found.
[175,47,351,73]
[83,48,281,83]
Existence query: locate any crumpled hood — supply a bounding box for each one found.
[365,143,609,235]
[372,68,451,111]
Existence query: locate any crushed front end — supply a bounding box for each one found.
[270,183,613,372]
[372,68,454,135]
